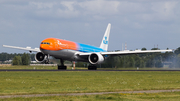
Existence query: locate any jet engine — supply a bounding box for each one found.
[35,52,48,63]
[88,53,104,64]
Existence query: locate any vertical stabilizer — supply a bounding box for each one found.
[100,23,111,51]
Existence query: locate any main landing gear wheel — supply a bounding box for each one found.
[58,65,67,70]
[57,59,67,70]
[88,65,97,70]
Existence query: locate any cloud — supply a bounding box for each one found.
[1,0,180,53]
[29,2,55,9]
[78,0,119,15]
[140,1,179,22]
[24,0,180,24]
[27,0,120,19]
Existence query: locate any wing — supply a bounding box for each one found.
[78,49,173,56]
[3,45,40,52]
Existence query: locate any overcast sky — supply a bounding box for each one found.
[1,0,180,53]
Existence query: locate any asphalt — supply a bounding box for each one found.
[0,89,180,98]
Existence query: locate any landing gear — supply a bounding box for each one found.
[88,65,97,70]
[58,65,67,70]
[44,60,49,64]
[58,59,67,70]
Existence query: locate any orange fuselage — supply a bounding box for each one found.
[40,38,106,52]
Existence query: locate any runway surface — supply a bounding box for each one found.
[0,89,180,98]
[1,69,180,71]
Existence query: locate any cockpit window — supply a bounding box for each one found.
[41,42,50,45]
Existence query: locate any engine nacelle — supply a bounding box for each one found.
[35,52,48,63]
[88,53,104,64]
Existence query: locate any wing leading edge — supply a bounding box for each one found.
[78,49,173,56]
[3,45,40,52]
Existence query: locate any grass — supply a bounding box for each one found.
[0,65,56,69]
[0,65,77,70]
[0,71,180,95]
[0,65,91,70]
[1,65,180,70]
[1,69,180,100]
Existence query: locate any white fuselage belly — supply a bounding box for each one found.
[41,49,88,62]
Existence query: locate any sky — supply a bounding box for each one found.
[0,0,180,53]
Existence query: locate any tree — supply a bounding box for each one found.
[30,54,35,61]
[12,56,22,65]
[141,48,147,50]
[21,53,30,65]
[0,52,9,62]
[174,47,180,55]
[128,56,135,67]
[155,60,163,68]
[151,48,159,50]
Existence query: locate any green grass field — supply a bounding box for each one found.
[0,65,87,70]
[1,65,180,70]
[1,71,180,95]
[0,65,58,70]
[1,68,180,100]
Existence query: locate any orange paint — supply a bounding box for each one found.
[40,38,78,51]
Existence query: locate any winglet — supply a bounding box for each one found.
[100,23,111,51]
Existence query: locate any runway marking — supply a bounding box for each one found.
[0,89,180,98]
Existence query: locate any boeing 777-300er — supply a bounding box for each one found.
[3,23,172,70]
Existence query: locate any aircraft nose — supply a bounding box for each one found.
[40,42,50,50]
[40,44,46,50]
[40,44,44,49]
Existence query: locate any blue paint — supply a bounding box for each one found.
[77,43,106,52]
[103,36,108,44]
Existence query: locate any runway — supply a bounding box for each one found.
[1,69,180,71]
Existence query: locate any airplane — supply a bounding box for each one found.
[3,23,172,70]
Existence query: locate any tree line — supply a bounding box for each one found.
[0,53,35,65]
[77,47,180,68]
[12,53,30,65]
[1,47,180,67]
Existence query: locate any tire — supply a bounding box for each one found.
[58,65,67,70]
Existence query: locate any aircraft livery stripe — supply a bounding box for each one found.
[76,43,106,52]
